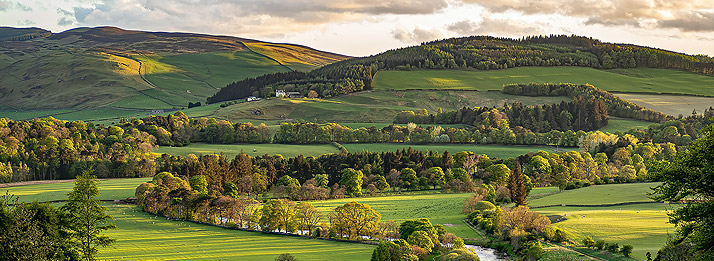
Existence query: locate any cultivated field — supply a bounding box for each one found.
[342,144,577,159]
[598,117,653,133]
[616,93,714,116]
[99,205,374,260]
[374,67,714,96]
[530,183,674,260]
[154,143,340,158]
[311,193,480,239]
[2,178,150,203]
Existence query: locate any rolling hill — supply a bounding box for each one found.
[0,26,348,113]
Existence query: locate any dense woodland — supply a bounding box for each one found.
[208,35,714,103]
[503,83,673,122]
[396,96,608,132]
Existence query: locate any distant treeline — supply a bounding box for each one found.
[1,112,711,182]
[502,83,673,122]
[207,35,714,102]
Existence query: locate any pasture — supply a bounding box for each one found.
[529,183,674,260]
[616,93,714,116]
[373,67,714,96]
[310,193,480,239]
[99,204,374,260]
[1,178,150,203]
[342,144,577,159]
[598,117,653,133]
[154,143,340,158]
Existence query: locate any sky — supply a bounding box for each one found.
[2,0,714,57]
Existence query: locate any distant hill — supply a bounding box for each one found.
[0,26,348,110]
[208,35,714,103]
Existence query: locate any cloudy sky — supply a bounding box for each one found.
[2,0,714,57]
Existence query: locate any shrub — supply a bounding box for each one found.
[620,244,633,257]
[582,236,596,248]
[595,240,605,250]
[275,253,296,261]
[525,241,544,260]
[606,242,619,253]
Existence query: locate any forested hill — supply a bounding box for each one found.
[208,35,714,103]
[0,26,349,110]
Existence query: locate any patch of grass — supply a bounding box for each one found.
[536,204,673,260]
[310,193,481,239]
[244,42,347,71]
[1,178,150,202]
[99,204,374,260]
[154,143,340,158]
[374,67,714,96]
[616,93,714,116]
[599,117,653,133]
[342,144,577,159]
[529,182,660,207]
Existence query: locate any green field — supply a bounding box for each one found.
[1,178,150,203]
[529,182,660,207]
[599,117,653,133]
[616,93,714,116]
[311,193,479,239]
[374,67,714,96]
[99,204,373,260]
[343,144,577,159]
[530,183,674,260]
[154,143,340,158]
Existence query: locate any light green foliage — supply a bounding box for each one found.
[400,168,419,191]
[0,162,12,183]
[315,174,329,188]
[439,248,480,261]
[276,175,301,188]
[650,119,714,260]
[61,171,117,260]
[189,175,208,195]
[408,231,435,253]
[485,164,510,185]
[428,167,446,189]
[339,168,364,197]
[259,199,296,233]
[374,175,390,191]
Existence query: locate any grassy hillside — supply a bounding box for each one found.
[213,91,568,123]
[0,26,347,114]
[374,67,714,96]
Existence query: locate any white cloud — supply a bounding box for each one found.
[392,26,443,43]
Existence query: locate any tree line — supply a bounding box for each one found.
[207,34,714,102]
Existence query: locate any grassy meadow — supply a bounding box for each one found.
[1,178,150,203]
[615,93,714,116]
[529,183,674,260]
[154,143,340,158]
[99,204,374,261]
[343,144,576,159]
[310,193,480,239]
[374,67,714,96]
[598,117,653,133]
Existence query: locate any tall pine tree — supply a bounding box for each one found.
[509,160,528,206]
